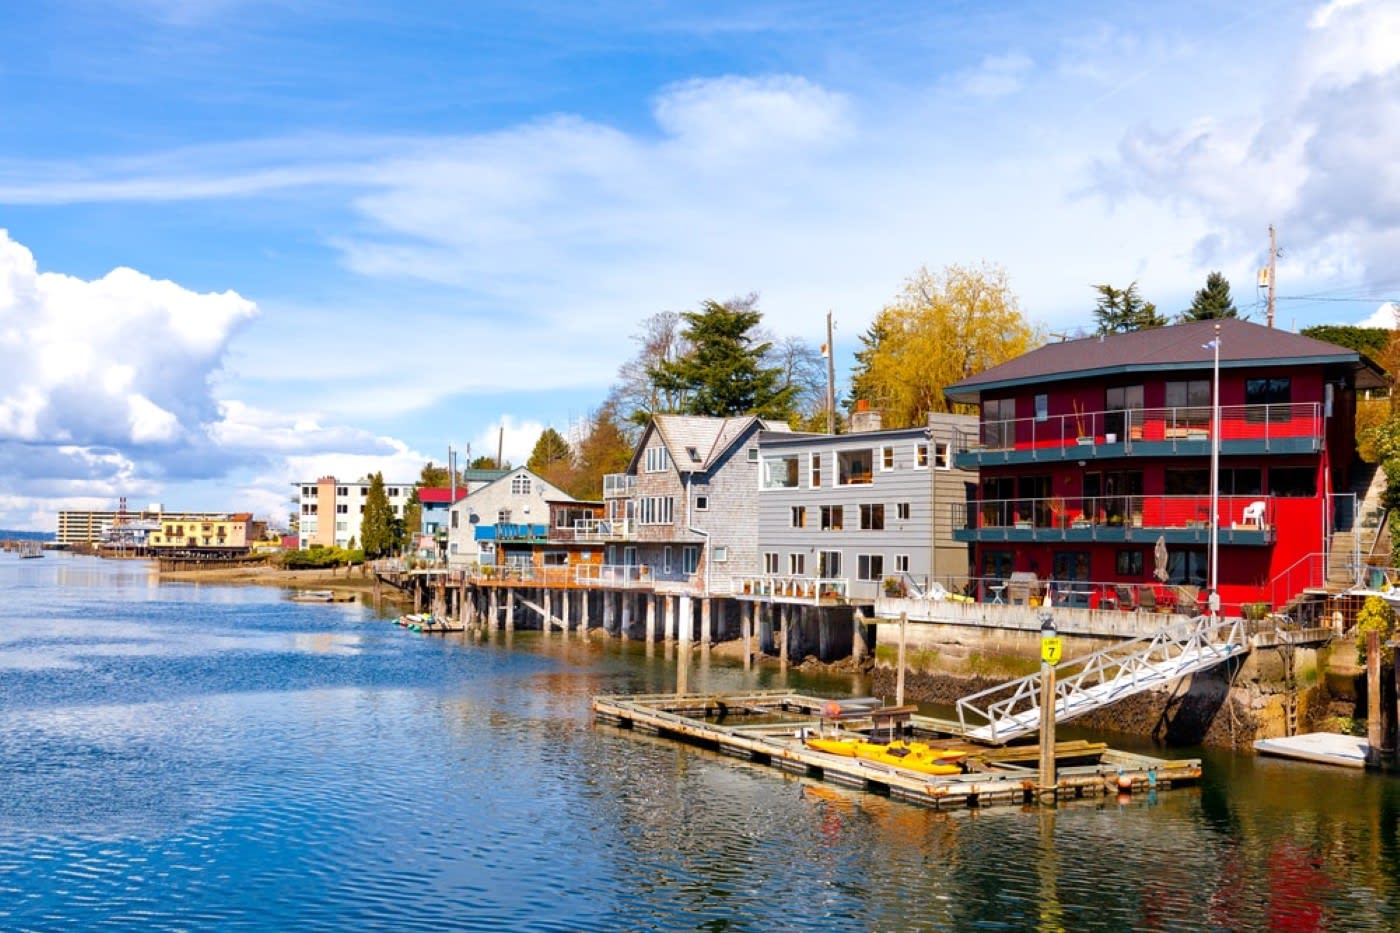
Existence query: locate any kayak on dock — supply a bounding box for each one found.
[804,736,967,775]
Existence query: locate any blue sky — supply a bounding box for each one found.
[2,0,1398,530]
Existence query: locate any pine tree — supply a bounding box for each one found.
[648,297,797,420]
[574,402,635,499]
[360,472,394,558]
[846,317,892,414]
[1182,271,1239,321]
[1093,282,1166,334]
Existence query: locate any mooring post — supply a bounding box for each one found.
[895,612,907,706]
[1038,602,1061,803]
[779,604,789,668]
[1368,629,1384,767]
[701,598,712,645]
[852,609,867,663]
[645,594,657,643]
[742,602,753,670]
[678,595,692,646]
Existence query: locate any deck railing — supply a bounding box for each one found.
[571,518,633,542]
[602,474,636,497]
[958,402,1321,456]
[954,493,1273,534]
[730,575,849,602]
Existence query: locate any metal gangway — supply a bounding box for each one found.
[955,615,1247,745]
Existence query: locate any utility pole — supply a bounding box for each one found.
[825,310,837,434]
[1266,224,1277,329]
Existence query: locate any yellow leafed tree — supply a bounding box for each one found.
[854,262,1041,427]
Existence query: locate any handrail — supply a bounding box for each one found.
[955,493,1271,533]
[956,615,1246,744]
[956,401,1322,454]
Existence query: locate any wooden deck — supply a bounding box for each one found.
[593,690,1200,810]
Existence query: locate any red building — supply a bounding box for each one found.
[944,318,1385,616]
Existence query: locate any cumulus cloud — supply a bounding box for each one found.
[946,53,1034,98]
[1099,0,1400,296]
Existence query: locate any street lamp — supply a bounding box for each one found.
[1208,323,1221,620]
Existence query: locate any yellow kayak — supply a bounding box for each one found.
[804,737,966,775]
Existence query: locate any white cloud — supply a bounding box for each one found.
[1101,0,1400,303]
[947,53,1034,98]
[1360,301,1399,329]
[0,230,257,449]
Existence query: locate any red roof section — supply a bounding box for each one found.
[417,487,469,504]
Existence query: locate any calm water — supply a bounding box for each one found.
[1,554,1397,932]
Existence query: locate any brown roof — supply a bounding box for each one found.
[944,318,1384,402]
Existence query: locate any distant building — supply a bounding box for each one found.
[445,467,570,567]
[148,513,266,554]
[293,476,415,549]
[57,508,227,546]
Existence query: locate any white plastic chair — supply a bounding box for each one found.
[1241,500,1266,528]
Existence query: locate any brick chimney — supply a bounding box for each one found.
[849,399,883,433]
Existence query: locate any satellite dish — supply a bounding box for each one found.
[468,514,480,524]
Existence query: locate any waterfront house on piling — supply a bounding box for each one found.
[445,467,569,569]
[942,318,1386,616]
[593,414,788,593]
[746,410,978,602]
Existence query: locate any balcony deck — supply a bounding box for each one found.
[955,402,1321,468]
[951,494,1275,547]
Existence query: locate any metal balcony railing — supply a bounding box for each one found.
[571,518,633,542]
[954,494,1273,534]
[731,575,849,602]
[957,402,1322,456]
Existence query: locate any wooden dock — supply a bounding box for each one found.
[593,690,1200,810]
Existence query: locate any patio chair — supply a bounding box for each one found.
[1174,585,1201,615]
[1241,500,1266,528]
[1114,585,1136,610]
[1138,586,1157,612]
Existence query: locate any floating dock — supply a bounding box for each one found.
[593,690,1200,810]
[1253,732,1369,769]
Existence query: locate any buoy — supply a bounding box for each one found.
[1117,770,1133,792]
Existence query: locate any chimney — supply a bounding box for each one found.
[849,400,883,433]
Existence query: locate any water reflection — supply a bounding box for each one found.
[1,556,1399,931]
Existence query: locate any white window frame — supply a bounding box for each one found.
[915,444,929,470]
[880,446,895,471]
[810,452,822,488]
[682,546,700,574]
[713,546,729,563]
[857,554,884,582]
[935,441,952,470]
[663,546,673,574]
[896,502,911,521]
[645,446,670,473]
[788,553,806,575]
[695,494,709,511]
[894,554,910,574]
[764,552,779,574]
[818,550,842,578]
[791,506,806,528]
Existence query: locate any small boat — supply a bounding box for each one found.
[290,590,353,603]
[804,736,966,775]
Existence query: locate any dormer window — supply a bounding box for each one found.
[686,446,701,462]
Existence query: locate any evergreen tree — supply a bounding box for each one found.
[648,297,797,420]
[527,427,577,491]
[1093,282,1166,334]
[1181,271,1239,321]
[846,316,892,415]
[402,489,422,545]
[360,472,394,558]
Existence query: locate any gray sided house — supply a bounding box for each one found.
[445,467,571,568]
[755,414,977,601]
[603,414,786,592]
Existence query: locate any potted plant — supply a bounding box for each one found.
[882,577,907,597]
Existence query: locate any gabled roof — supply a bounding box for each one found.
[418,487,470,505]
[633,414,790,473]
[944,318,1385,403]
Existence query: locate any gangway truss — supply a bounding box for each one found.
[955,615,1247,745]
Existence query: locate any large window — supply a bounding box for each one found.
[838,450,873,485]
[1116,549,1144,576]
[638,496,674,524]
[859,503,885,530]
[644,446,670,473]
[512,475,532,494]
[763,455,801,489]
[1166,380,1212,428]
[984,398,1014,448]
[1105,384,1144,438]
[1269,467,1316,497]
[817,550,842,578]
[857,554,884,582]
[820,505,844,531]
[1053,550,1090,582]
[1245,378,1291,405]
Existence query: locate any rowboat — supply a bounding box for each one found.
[804,736,967,775]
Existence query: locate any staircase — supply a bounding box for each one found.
[1322,462,1386,593]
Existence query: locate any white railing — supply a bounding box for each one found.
[730,575,849,602]
[572,518,633,541]
[956,616,1246,744]
[574,563,652,587]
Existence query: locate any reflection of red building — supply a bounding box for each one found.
[945,319,1385,615]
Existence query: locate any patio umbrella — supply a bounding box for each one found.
[1153,535,1170,583]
